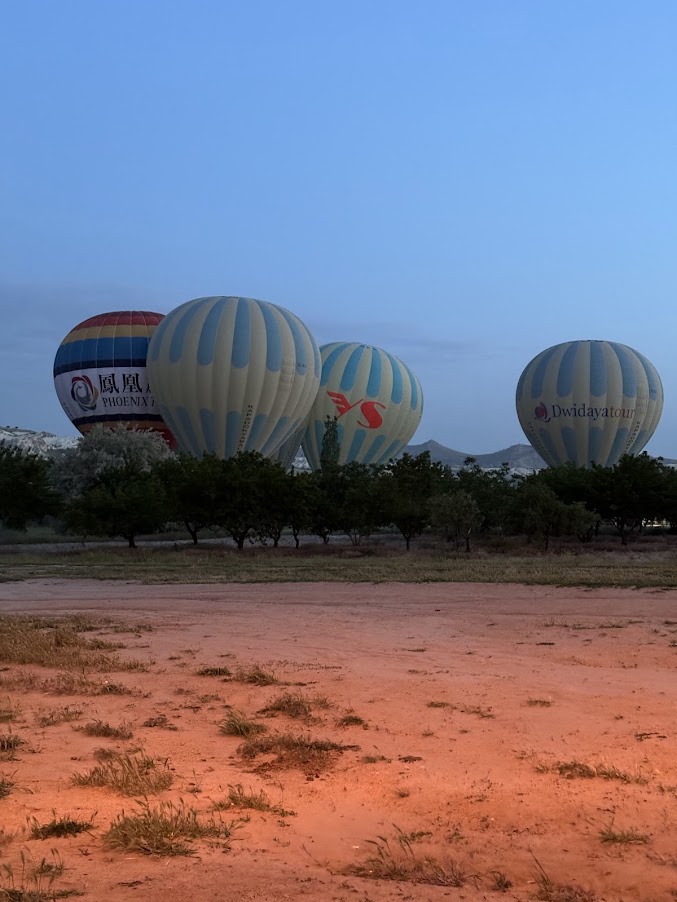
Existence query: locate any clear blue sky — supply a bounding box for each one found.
[2,1,676,454]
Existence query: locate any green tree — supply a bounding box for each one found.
[64,465,168,548]
[334,462,383,546]
[455,458,516,533]
[429,489,483,552]
[0,443,60,530]
[320,416,340,470]
[589,453,667,545]
[380,452,444,550]
[155,453,224,544]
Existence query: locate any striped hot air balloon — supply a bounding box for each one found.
[301,342,424,470]
[515,340,663,468]
[53,311,175,446]
[146,296,321,459]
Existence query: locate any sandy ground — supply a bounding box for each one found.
[0,580,677,901]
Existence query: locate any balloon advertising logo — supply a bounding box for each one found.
[534,402,550,423]
[70,375,99,412]
[327,391,386,430]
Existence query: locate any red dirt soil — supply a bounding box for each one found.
[1,579,677,901]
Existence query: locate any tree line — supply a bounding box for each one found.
[2,422,677,551]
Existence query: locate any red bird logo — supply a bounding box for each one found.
[327,392,386,429]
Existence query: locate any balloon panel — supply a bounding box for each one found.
[302,342,423,469]
[146,297,321,459]
[53,311,175,445]
[515,340,663,468]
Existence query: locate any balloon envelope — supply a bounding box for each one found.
[516,340,663,468]
[302,342,424,469]
[146,296,321,459]
[53,311,175,446]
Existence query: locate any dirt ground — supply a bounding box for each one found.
[1,580,677,901]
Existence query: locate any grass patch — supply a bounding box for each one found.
[231,665,278,686]
[36,707,83,727]
[0,615,147,672]
[79,721,133,740]
[533,856,597,901]
[599,824,650,845]
[0,701,20,724]
[259,692,312,719]
[526,698,552,708]
[0,735,23,760]
[103,799,242,856]
[214,784,295,816]
[219,710,268,737]
[0,774,15,799]
[361,755,390,764]
[0,849,78,901]
[427,701,451,709]
[238,732,358,772]
[554,761,648,784]
[72,752,172,795]
[0,671,132,697]
[196,667,231,677]
[346,828,467,886]
[337,714,367,728]
[7,546,677,589]
[142,715,177,731]
[29,814,94,839]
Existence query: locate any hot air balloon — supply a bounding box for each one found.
[53,311,175,446]
[146,296,321,459]
[516,340,663,468]
[301,342,424,469]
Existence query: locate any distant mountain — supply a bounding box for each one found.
[402,439,546,472]
[2,426,674,472]
[0,426,78,456]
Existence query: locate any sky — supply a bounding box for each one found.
[2,1,676,455]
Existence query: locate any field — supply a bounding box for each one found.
[0,578,676,900]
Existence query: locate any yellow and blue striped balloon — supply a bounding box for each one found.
[516,340,663,468]
[301,342,423,470]
[147,297,321,459]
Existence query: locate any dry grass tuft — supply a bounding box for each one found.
[0,615,147,673]
[72,752,172,795]
[0,849,77,901]
[599,824,650,845]
[35,707,83,728]
[79,721,133,740]
[103,799,242,856]
[238,732,358,772]
[554,760,648,784]
[231,664,278,686]
[346,828,467,886]
[219,710,268,737]
[259,693,312,719]
[337,713,368,728]
[0,773,15,799]
[196,667,231,677]
[213,784,295,816]
[29,813,94,840]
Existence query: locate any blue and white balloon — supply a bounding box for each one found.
[147,296,321,459]
[516,340,663,468]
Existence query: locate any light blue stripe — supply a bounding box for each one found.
[515,365,528,404]
[169,298,211,364]
[634,350,661,400]
[346,428,367,462]
[607,426,630,466]
[611,343,637,398]
[277,306,307,374]
[385,352,403,404]
[312,340,321,379]
[260,416,290,456]
[340,346,365,392]
[402,360,419,411]
[377,439,402,465]
[197,297,228,366]
[246,413,268,451]
[320,343,350,386]
[258,302,283,372]
[231,298,251,369]
[588,426,604,465]
[589,342,606,396]
[199,408,215,453]
[556,342,580,397]
[561,426,578,463]
[157,405,183,453]
[530,344,561,399]
[149,314,171,363]
[175,406,202,457]
[537,427,563,467]
[361,434,386,465]
[224,411,242,458]
[365,348,382,398]
[632,429,648,453]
